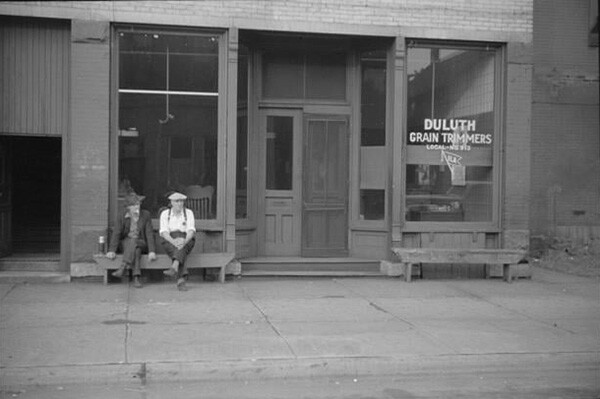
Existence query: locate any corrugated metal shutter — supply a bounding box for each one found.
[0,16,69,136]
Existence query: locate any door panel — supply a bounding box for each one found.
[0,139,12,257]
[302,116,349,257]
[260,110,302,256]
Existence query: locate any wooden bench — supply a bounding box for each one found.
[94,253,235,285]
[391,247,527,283]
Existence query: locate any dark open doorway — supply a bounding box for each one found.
[10,136,61,254]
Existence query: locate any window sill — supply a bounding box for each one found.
[401,221,500,233]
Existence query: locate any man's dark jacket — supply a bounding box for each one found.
[108,209,156,253]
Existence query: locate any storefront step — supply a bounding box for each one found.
[0,271,71,284]
[242,270,383,277]
[240,257,383,277]
[0,254,61,272]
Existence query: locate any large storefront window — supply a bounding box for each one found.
[406,44,497,222]
[118,30,219,219]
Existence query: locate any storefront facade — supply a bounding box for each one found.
[0,1,536,277]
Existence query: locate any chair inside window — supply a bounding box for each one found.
[185,185,214,219]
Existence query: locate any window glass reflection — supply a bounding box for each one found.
[118,31,219,220]
[266,116,293,190]
[406,46,496,222]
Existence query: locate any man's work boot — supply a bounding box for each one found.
[111,265,126,278]
[133,276,143,289]
[163,267,177,277]
[177,278,188,291]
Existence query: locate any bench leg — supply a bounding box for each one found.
[503,264,512,283]
[405,263,412,283]
[103,270,108,285]
[218,266,226,284]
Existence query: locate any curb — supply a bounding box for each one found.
[2,352,597,388]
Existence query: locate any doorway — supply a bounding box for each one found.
[0,136,61,256]
[258,110,349,257]
[302,115,349,257]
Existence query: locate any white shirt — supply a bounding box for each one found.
[159,208,196,235]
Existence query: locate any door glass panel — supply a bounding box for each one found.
[266,116,293,190]
[306,121,326,200]
[326,121,347,202]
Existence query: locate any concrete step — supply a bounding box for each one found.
[0,255,61,272]
[0,271,70,284]
[242,270,383,277]
[240,257,383,277]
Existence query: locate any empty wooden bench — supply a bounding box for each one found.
[391,247,527,283]
[95,253,235,285]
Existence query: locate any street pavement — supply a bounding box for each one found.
[0,267,598,393]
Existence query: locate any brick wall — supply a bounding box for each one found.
[0,0,532,41]
[531,0,600,241]
[0,0,539,261]
[69,20,111,261]
[503,42,533,249]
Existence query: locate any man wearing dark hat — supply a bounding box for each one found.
[106,192,156,288]
[159,191,196,291]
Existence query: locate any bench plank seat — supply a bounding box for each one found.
[95,253,235,284]
[391,248,527,283]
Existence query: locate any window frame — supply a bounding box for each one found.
[356,47,389,227]
[401,39,505,233]
[110,24,227,231]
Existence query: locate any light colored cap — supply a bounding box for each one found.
[168,192,187,201]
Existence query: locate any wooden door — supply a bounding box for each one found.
[0,138,12,257]
[259,110,302,256]
[302,115,349,257]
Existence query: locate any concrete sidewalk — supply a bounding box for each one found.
[1,267,598,388]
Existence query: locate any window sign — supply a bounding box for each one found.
[405,45,497,222]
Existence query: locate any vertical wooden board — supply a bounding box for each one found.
[281,214,294,245]
[0,17,69,136]
[265,214,276,243]
[351,231,387,259]
[421,232,486,279]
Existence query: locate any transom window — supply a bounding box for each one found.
[262,49,347,101]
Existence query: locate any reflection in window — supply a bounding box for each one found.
[405,44,497,222]
[266,116,293,190]
[118,30,219,219]
[359,49,386,220]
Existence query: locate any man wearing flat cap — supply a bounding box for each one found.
[106,192,156,288]
[159,191,196,291]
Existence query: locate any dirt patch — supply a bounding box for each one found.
[531,236,600,278]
